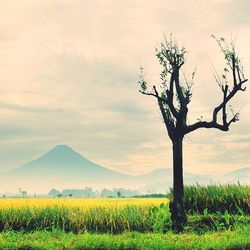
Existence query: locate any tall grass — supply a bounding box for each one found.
[0,204,171,233]
[0,201,249,234]
[168,184,250,214]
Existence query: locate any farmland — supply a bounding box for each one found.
[0,185,249,249]
[0,197,165,209]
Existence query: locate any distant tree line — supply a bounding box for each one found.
[48,187,140,198]
[132,193,167,198]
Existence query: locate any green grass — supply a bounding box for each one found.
[0,225,250,249]
[168,184,250,214]
[0,204,249,233]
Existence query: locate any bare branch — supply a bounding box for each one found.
[227,112,239,127]
[139,90,158,98]
[185,78,247,135]
[185,120,229,134]
[213,79,247,123]
[232,55,237,86]
[222,84,228,125]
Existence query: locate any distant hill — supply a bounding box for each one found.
[0,144,249,194]
[223,167,250,183]
[138,171,214,194]
[139,168,250,194]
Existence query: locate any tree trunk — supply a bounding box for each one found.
[169,137,187,233]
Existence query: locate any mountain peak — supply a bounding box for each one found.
[52,144,74,152]
[10,144,96,174]
[43,145,85,162]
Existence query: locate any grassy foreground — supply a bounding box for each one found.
[0,185,249,249]
[0,225,250,250]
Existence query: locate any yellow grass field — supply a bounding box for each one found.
[0,197,169,233]
[0,197,168,209]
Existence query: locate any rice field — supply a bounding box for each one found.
[0,197,167,209]
[0,198,170,233]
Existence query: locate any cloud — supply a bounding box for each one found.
[0,101,64,113]
[224,0,250,28]
[0,0,249,176]
[0,125,34,139]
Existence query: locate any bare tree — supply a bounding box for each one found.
[138,34,247,233]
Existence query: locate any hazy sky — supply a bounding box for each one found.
[0,0,249,175]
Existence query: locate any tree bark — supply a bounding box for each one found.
[169,137,187,233]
